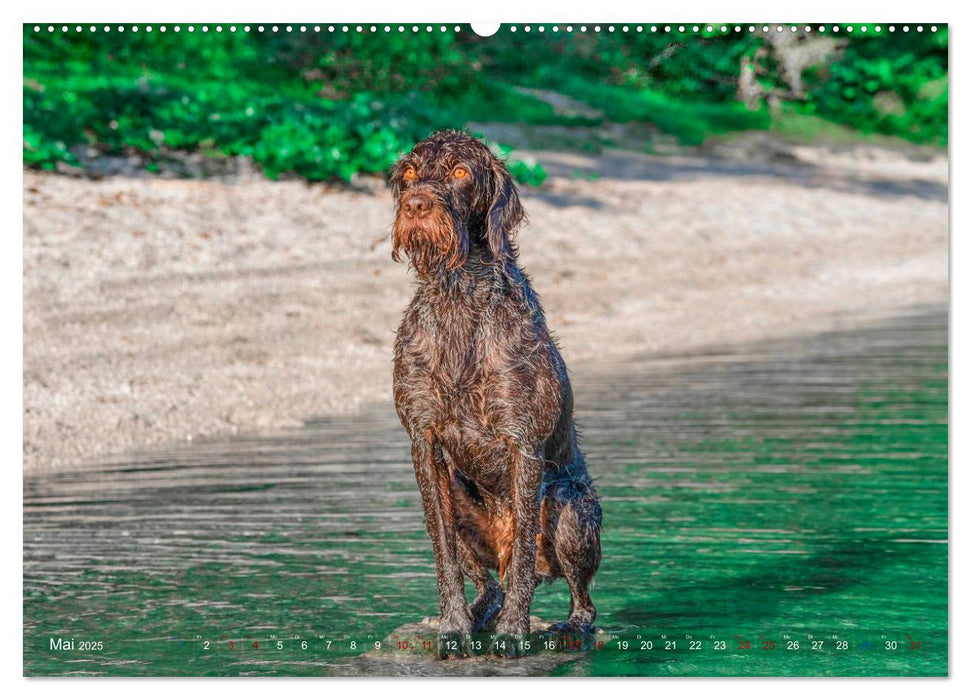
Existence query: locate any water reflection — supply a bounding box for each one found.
[24,309,947,676]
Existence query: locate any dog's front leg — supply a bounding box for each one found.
[412,430,473,656]
[493,441,542,655]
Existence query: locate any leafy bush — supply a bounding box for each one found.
[24,67,452,180]
[23,25,947,183]
[469,28,760,102]
[23,30,456,180]
[461,26,946,145]
[489,143,547,187]
[23,29,556,183]
[268,31,471,96]
[802,28,948,145]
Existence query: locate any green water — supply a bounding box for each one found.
[23,310,948,676]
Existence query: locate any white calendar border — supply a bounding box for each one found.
[3,0,962,697]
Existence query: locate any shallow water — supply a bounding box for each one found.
[23,309,947,676]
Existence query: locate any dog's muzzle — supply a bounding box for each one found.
[401,192,435,220]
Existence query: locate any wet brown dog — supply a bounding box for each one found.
[390,131,602,657]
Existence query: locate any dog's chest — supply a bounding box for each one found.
[394,279,562,458]
[423,313,498,403]
[396,304,516,424]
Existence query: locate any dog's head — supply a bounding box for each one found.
[390,130,525,276]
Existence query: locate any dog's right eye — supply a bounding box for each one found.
[403,167,417,183]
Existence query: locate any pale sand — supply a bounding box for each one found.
[22,139,948,474]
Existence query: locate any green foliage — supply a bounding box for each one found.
[506,160,547,187]
[23,28,560,183]
[24,66,452,181]
[489,143,547,186]
[468,30,770,146]
[534,74,768,145]
[23,30,459,181]
[22,122,76,169]
[272,31,471,96]
[802,28,948,145]
[23,25,947,182]
[471,28,760,102]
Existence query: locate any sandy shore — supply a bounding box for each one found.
[23,137,948,475]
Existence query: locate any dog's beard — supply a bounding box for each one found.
[392,208,469,277]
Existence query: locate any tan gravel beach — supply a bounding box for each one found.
[22,137,948,475]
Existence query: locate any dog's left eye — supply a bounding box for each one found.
[452,167,469,180]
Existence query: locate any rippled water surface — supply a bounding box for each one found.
[23,310,947,676]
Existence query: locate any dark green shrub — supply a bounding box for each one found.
[22,24,947,183]
[804,28,948,145]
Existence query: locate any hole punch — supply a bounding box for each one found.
[471,23,500,37]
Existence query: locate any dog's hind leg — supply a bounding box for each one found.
[452,484,505,633]
[457,538,505,633]
[550,487,602,635]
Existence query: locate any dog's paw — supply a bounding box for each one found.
[490,632,530,659]
[548,620,593,636]
[545,619,598,652]
[436,608,474,659]
[491,613,531,658]
[436,631,471,660]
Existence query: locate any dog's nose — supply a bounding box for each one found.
[402,192,434,219]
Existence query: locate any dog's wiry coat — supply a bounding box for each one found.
[390,131,602,657]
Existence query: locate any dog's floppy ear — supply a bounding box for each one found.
[486,156,526,262]
[389,157,410,264]
[389,158,409,202]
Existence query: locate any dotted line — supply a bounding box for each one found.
[31,24,940,35]
[31,24,465,34]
